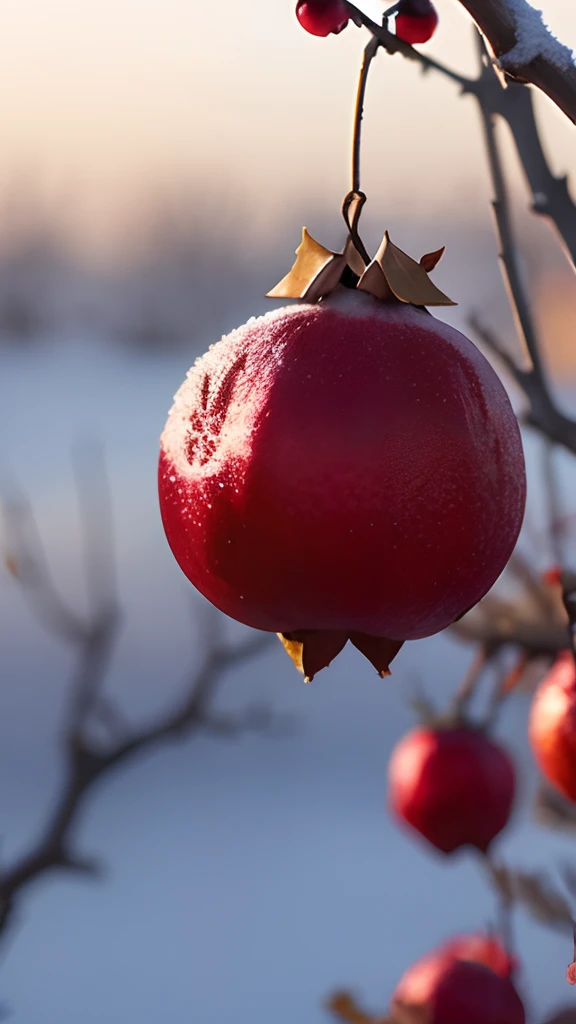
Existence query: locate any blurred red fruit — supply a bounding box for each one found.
[440,933,516,979]
[542,564,563,587]
[392,945,525,1024]
[295,0,349,36]
[159,292,525,675]
[395,0,438,44]
[529,651,576,803]
[388,725,516,853]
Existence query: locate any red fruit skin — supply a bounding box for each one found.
[392,954,525,1024]
[395,8,438,43]
[296,0,348,36]
[388,726,516,853]
[529,651,576,803]
[440,934,516,979]
[159,293,525,641]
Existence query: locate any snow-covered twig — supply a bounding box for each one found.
[456,0,576,125]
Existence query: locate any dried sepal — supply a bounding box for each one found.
[267,228,344,301]
[277,628,403,682]
[420,246,446,272]
[278,629,348,682]
[358,232,456,307]
[349,633,404,677]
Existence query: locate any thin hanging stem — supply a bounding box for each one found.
[352,36,380,195]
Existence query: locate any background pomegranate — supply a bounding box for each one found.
[391,938,525,1024]
[159,289,525,676]
[388,725,516,853]
[529,651,576,803]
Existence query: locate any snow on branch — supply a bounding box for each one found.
[456,0,576,124]
[496,0,574,73]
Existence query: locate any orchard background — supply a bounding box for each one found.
[1,0,576,1021]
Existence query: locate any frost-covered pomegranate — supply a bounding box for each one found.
[392,938,525,1024]
[159,289,525,678]
[388,725,516,853]
[529,651,576,803]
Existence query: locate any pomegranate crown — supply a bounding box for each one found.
[267,190,456,309]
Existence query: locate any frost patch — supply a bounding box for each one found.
[497,0,575,72]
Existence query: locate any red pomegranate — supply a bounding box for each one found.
[295,0,349,36]
[388,725,516,853]
[392,940,525,1024]
[395,0,439,44]
[529,651,576,803]
[159,289,525,678]
[439,933,516,979]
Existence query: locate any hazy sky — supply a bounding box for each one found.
[0,0,575,243]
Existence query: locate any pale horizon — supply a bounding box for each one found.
[0,0,574,247]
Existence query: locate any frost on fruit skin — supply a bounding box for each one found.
[159,289,526,643]
[392,953,525,1024]
[388,726,516,853]
[529,651,576,804]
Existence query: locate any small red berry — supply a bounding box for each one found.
[395,0,438,44]
[392,946,525,1024]
[295,0,349,37]
[542,564,562,588]
[529,651,576,803]
[388,726,516,853]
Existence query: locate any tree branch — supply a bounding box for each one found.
[0,469,280,944]
[455,0,576,126]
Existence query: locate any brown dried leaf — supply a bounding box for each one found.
[326,991,384,1024]
[420,247,446,272]
[535,784,576,833]
[266,228,342,300]
[359,232,456,307]
[357,261,393,301]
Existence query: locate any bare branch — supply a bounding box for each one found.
[0,473,281,947]
[448,647,492,719]
[346,7,576,269]
[1,492,87,643]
